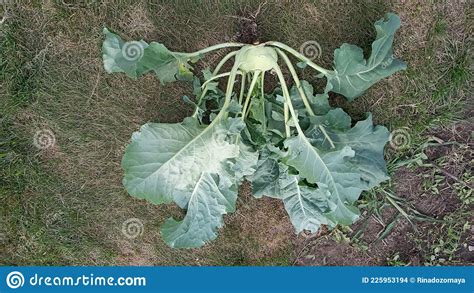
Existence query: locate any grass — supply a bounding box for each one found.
[1,0,472,265]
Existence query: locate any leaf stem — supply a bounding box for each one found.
[259,72,266,131]
[275,48,315,116]
[218,47,250,120]
[238,73,247,105]
[266,41,332,76]
[318,125,336,149]
[241,71,261,119]
[273,64,303,135]
[284,100,291,137]
[276,49,335,148]
[192,51,238,117]
[201,70,243,89]
[180,43,245,58]
[220,66,240,120]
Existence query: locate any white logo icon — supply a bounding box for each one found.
[6,271,25,289]
[122,41,144,61]
[33,129,56,150]
[121,218,144,239]
[299,40,322,60]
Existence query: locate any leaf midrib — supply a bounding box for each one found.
[298,134,340,202]
[134,121,213,189]
[292,176,307,219]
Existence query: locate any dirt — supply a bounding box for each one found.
[235,4,263,44]
[226,182,296,264]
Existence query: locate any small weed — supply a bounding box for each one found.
[454,170,473,205]
[433,18,447,36]
[387,252,411,266]
[424,216,470,266]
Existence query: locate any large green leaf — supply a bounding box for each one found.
[248,105,390,234]
[161,172,237,248]
[250,148,281,198]
[251,153,333,233]
[326,13,406,100]
[121,117,255,248]
[233,142,258,182]
[102,28,195,83]
[277,171,332,233]
[102,28,149,79]
[121,117,243,208]
[284,135,363,225]
[249,95,267,128]
[307,109,390,188]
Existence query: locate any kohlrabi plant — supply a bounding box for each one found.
[102,13,406,248]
